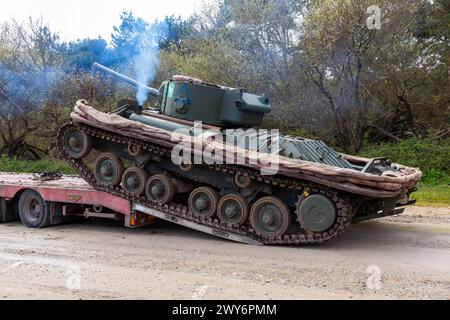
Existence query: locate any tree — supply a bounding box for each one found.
[195,0,306,92]
[65,37,111,70]
[0,18,118,159]
[161,0,310,129]
[303,0,422,152]
[0,18,66,159]
[414,0,450,78]
[158,15,194,51]
[413,0,450,134]
[1,1,448,161]
[111,11,149,66]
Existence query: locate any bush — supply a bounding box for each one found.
[359,139,450,185]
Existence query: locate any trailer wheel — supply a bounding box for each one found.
[18,190,50,229]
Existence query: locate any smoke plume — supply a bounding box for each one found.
[132,20,168,106]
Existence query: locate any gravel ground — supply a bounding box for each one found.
[0,206,449,300]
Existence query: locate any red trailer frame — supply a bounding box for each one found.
[0,173,156,227]
[0,172,261,245]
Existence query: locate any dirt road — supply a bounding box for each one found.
[0,206,449,300]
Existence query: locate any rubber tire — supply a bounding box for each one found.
[18,190,50,229]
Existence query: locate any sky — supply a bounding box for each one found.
[0,0,204,42]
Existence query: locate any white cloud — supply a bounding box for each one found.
[0,0,203,41]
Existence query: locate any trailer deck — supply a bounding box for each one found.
[0,172,261,245]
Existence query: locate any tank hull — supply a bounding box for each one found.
[57,101,422,244]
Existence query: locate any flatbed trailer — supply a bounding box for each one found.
[0,172,261,245]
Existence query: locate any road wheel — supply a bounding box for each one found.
[145,174,176,204]
[217,194,249,226]
[122,167,148,196]
[94,153,124,187]
[250,196,291,238]
[189,187,219,219]
[64,126,92,159]
[18,190,50,229]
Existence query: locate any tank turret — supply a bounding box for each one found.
[93,63,271,128]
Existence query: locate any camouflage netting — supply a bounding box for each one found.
[71,100,422,199]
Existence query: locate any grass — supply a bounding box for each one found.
[0,156,74,175]
[411,184,450,208]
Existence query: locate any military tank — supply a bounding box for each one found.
[57,63,422,245]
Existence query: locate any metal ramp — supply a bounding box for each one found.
[133,203,263,246]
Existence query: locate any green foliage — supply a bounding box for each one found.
[360,139,450,185]
[0,156,74,174]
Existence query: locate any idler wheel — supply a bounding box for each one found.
[297,194,337,233]
[250,196,291,238]
[189,187,219,219]
[94,153,124,187]
[217,194,249,226]
[122,167,148,196]
[64,126,92,159]
[145,174,176,204]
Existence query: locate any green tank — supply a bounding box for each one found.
[57,63,422,245]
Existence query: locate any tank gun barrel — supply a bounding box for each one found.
[93,63,159,98]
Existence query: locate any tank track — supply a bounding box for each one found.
[57,122,355,245]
